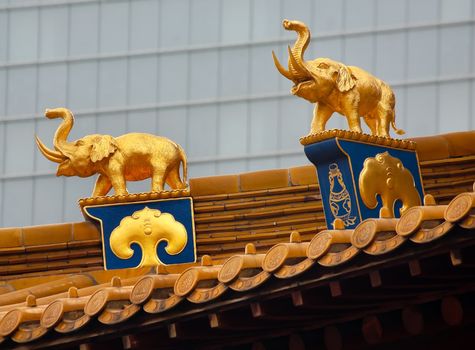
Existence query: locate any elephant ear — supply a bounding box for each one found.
[336,65,356,92]
[91,135,118,163]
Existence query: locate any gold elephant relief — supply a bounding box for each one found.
[109,207,188,267]
[359,152,421,218]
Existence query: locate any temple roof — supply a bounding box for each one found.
[0,131,475,348]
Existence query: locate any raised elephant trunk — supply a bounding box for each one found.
[272,19,311,82]
[35,108,75,163]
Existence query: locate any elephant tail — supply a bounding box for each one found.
[178,144,188,186]
[391,119,405,135]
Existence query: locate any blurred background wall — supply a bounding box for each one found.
[0,0,474,226]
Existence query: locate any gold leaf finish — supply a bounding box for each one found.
[359,152,421,218]
[109,207,188,268]
[273,20,404,137]
[36,108,188,197]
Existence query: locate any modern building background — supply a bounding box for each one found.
[0,0,474,226]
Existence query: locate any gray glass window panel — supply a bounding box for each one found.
[4,120,35,174]
[407,29,438,80]
[190,0,219,45]
[0,124,4,174]
[129,56,158,105]
[68,114,97,142]
[376,0,406,27]
[344,0,375,31]
[250,44,280,94]
[218,102,248,156]
[3,178,33,227]
[187,105,217,158]
[248,157,277,171]
[282,0,313,37]
[0,181,3,227]
[249,100,279,153]
[344,35,374,72]
[159,0,190,48]
[69,3,99,56]
[39,6,68,60]
[64,177,95,222]
[472,81,475,129]
[127,110,157,134]
[100,1,129,54]
[439,81,470,132]
[35,118,60,173]
[375,32,405,82]
[406,85,437,136]
[7,66,37,115]
[279,154,307,169]
[33,176,63,225]
[158,53,188,102]
[441,0,473,21]
[127,179,151,194]
[0,11,7,62]
[158,107,187,147]
[392,86,407,131]
[313,0,344,34]
[68,61,98,111]
[221,0,250,43]
[313,37,344,61]
[9,8,38,62]
[219,47,249,98]
[440,25,471,76]
[280,97,310,150]
[130,0,159,51]
[217,159,246,175]
[190,51,218,100]
[0,69,6,116]
[408,0,439,23]
[189,162,216,178]
[252,0,281,41]
[98,58,127,108]
[96,112,127,136]
[38,64,67,109]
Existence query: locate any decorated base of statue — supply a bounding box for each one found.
[301,130,425,229]
[79,189,196,270]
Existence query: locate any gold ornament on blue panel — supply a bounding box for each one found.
[328,163,356,227]
[109,207,188,268]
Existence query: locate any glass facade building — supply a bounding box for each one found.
[0,0,474,226]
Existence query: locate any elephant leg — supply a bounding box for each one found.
[376,104,392,137]
[363,116,378,135]
[310,103,333,133]
[151,166,167,192]
[93,175,113,197]
[110,175,127,196]
[346,111,362,133]
[165,167,186,190]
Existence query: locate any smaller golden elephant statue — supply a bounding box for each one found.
[273,19,404,137]
[359,152,421,218]
[36,108,188,197]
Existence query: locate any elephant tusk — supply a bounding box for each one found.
[272,50,294,81]
[287,45,309,81]
[35,135,66,163]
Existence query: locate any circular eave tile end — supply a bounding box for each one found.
[41,301,64,329]
[445,193,473,223]
[130,276,155,305]
[307,231,333,259]
[174,269,199,297]
[396,208,423,237]
[84,290,108,317]
[218,256,244,283]
[0,310,22,337]
[352,220,377,249]
[262,244,289,273]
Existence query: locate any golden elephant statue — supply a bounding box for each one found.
[272,19,404,137]
[36,108,188,197]
[359,152,421,218]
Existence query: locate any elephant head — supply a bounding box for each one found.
[359,152,421,218]
[35,108,118,178]
[272,19,356,103]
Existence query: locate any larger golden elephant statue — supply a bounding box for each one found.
[36,108,188,197]
[272,19,404,137]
